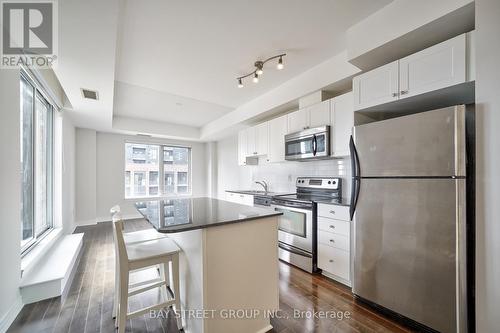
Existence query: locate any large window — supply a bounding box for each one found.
[125,143,191,198]
[20,72,54,252]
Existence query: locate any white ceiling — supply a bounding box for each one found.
[113,0,393,126]
[55,0,393,134]
[113,81,233,127]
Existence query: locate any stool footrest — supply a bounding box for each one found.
[129,277,162,289]
[127,299,175,319]
[129,280,166,297]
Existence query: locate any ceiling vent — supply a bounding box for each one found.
[81,88,99,100]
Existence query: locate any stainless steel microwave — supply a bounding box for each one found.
[285,126,330,161]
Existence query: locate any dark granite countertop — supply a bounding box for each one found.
[312,197,351,207]
[225,190,293,197]
[135,197,282,233]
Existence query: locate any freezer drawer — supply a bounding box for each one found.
[353,178,466,333]
[353,105,466,177]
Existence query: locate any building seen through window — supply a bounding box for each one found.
[125,143,191,198]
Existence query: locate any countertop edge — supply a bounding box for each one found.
[138,210,283,234]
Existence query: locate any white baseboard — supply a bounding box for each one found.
[0,295,23,333]
[75,219,98,226]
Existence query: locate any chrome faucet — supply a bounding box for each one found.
[255,181,269,193]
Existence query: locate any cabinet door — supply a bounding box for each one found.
[246,127,257,157]
[239,194,254,206]
[237,130,247,166]
[331,92,353,157]
[308,100,331,128]
[267,115,288,163]
[255,122,269,156]
[399,34,466,99]
[352,60,399,111]
[226,192,238,203]
[318,244,350,281]
[287,108,309,133]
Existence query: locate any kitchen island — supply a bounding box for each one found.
[135,197,282,333]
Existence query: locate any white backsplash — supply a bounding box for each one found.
[238,157,352,198]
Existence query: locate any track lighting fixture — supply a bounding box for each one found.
[236,53,286,88]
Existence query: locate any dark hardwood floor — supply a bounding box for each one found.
[8,221,413,333]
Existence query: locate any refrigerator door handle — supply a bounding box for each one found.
[349,135,360,178]
[350,178,360,221]
[349,135,361,220]
[312,135,317,156]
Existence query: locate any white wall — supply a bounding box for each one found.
[61,115,76,233]
[75,128,97,225]
[73,131,208,223]
[346,0,474,63]
[215,135,351,199]
[474,0,500,332]
[0,69,23,332]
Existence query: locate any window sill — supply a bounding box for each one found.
[21,228,63,278]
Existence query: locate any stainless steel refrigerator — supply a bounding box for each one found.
[349,106,468,333]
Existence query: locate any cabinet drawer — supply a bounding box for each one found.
[317,204,350,221]
[318,230,349,251]
[318,217,350,236]
[318,244,350,280]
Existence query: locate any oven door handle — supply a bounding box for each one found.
[278,242,312,257]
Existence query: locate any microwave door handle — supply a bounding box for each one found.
[312,135,317,156]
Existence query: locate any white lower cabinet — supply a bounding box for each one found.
[317,203,351,286]
[318,244,350,282]
[225,192,254,206]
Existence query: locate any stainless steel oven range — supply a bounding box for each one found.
[271,177,342,273]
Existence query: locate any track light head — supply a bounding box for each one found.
[255,61,264,75]
[277,56,284,70]
[253,73,259,83]
[237,78,243,88]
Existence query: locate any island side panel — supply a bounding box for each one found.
[167,229,206,333]
[203,216,280,333]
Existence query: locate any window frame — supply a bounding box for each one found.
[124,141,192,199]
[20,69,55,255]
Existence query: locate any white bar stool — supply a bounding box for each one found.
[112,215,183,333]
[110,205,169,320]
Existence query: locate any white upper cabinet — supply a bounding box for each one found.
[353,32,473,111]
[255,122,269,156]
[287,99,331,134]
[330,92,353,157]
[399,34,466,99]
[246,126,257,156]
[237,130,248,166]
[287,108,309,133]
[267,115,288,163]
[308,100,331,128]
[353,60,399,111]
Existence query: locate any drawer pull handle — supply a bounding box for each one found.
[329,239,335,243]
[329,225,335,229]
[330,210,336,214]
[329,259,334,263]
